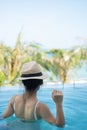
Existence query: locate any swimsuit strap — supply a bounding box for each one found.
[13,96,39,121]
[34,101,40,120]
[13,96,16,111]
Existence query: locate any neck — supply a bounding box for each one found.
[24,91,37,99]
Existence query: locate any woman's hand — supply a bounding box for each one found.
[52,90,63,105]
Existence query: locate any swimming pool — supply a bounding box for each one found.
[0,84,87,130]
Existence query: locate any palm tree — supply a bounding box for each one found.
[0,43,6,85]
[2,32,27,84]
[24,42,52,72]
[47,48,82,84]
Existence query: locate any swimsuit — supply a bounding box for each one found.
[33,101,40,120]
[13,97,40,121]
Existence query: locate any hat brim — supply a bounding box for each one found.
[19,73,48,80]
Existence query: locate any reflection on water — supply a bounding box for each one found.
[0,85,87,130]
[9,119,41,130]
[0,119,41,130]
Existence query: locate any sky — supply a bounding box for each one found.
[0,0,87,49]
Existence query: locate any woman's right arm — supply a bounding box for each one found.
[2,96,16,118]
[0,96,15,120]
[38,90,65,127]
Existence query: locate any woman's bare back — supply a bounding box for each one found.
[12,94,39,121]
[3,90,65,127]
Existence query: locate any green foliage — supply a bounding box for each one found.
[0,35,87,86]
[0,71,5,86]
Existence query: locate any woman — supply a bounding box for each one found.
[0,61,65,127]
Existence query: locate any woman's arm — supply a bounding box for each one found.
[52,90,65,127]
[38,90,65,127]
[2,96,16,118]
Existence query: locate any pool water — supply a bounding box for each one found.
[0,84,87,130]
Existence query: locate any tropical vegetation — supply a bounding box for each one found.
[0,34,87,86]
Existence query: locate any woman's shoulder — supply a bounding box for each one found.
[14,94,24,101]
[37,102,52,119]
[38,102,48,107]
[10,94,23,103]
[37,102,49,112]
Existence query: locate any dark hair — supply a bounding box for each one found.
[22,79,43,92]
